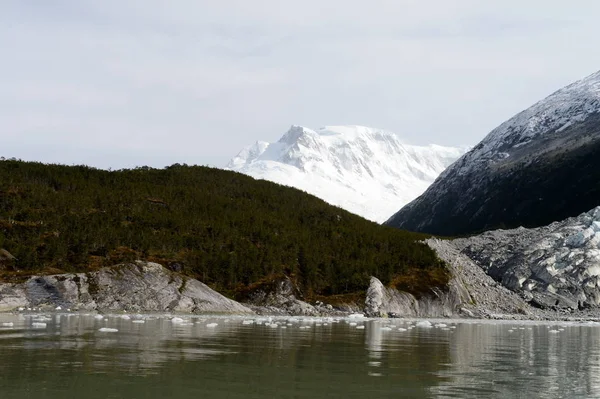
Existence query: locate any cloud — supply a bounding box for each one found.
[2,1,600,169]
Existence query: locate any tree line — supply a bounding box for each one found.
[0,159,448,299]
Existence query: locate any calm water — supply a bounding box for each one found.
[0,313,599,398]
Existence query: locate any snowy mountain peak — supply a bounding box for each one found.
[278,125,317,144]
[226,125,467,222]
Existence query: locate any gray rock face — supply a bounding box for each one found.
[428,239,535,317]
[0,262,253,314]
[452,207,600,311]
[365,239,535,319]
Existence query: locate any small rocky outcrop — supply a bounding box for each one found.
[241,276,320,316]
[0,261,253,314]
[240,275,355,316]
[364,275,471,318]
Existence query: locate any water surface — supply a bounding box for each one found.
[0,313,598,398]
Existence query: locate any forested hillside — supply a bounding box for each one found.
[0,159,447,299]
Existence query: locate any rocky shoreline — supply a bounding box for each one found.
[2,246,600,322]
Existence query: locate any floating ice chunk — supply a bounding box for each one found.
[549,330,560,334]
[171,317,185,324]
[398,328,407,332]
[382,327,393,331]
[206,323,218,328]
[132,320,145,324]
[121,315,131,320]
[348,313,365,319]
[99,328,118,333]
[94,315,104,320]
[1,322,14,327]
[416,321,433,328]
[349,322,357,326]
[32,322,47,328]
[55,306,62,311]
[356,325,365,330]
[17,307,25,312]
[435,323,447,328]
[242,320,254,325]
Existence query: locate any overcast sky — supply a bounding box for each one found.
[2,1,600,169]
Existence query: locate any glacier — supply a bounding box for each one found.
[453,206,600,310]
[226,125,467,223]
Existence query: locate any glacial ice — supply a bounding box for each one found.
[98,328,118,332]
[416,321,433,328]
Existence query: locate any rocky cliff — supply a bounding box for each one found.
[0,261,253,314]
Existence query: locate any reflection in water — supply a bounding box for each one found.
[0,314,599,398]
[436,321,600,398]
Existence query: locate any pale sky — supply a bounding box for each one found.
[2,1,600,169]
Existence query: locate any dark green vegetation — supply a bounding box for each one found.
[0,159,447,299]
[387,113,600,236]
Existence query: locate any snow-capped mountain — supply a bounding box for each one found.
[227,125,467,223]
[387,70,600,235]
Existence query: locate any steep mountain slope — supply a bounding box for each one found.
[387,70,600,236]
[0,159,446,299]
[227,125,467,223]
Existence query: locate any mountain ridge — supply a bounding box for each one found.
[386,69,600,236]
[227,125,468,223]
